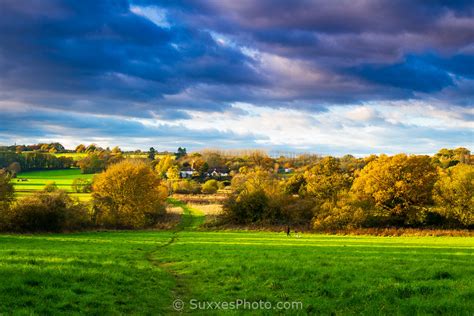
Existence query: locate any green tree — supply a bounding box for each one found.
[148,147,156,160]
[175,147,187,159]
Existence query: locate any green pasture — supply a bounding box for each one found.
[0,202,472,315]
[52,152,88,160]
[53,152,169,160]
[12,169,93,201]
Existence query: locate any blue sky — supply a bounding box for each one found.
[0,0,472,154]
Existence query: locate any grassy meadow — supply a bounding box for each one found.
[0,201,472,315]
[52,152,169,160]
[12,169,94,201]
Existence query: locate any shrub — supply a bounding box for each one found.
[3,191,90,232]
[202,179,219,194]
[171,180,201,194]
[71,178,92,193]
[312,193,367,230]
[224,190,269,224]
[43,181,58,192]
[92,160,167,228]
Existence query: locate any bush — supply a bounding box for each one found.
[3,191,90,232]
[224,190,269,224]
[43,181,58,192]
[202,179,219,194]
[71,178,92,193]
[312,193,367,230]
[92,160,167,228]
[171,180,201,194]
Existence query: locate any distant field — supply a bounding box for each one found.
[13,169,94,201]
[0,202,472,314]
[52,152,168,160]
[52,152,88,160]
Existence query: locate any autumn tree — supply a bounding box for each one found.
[0,169,14,204]
[155,155,175,178]
[75,144,86,153]
[433,164,474,226]
[351,154,437,225]
[92,160,167,228]
[6,162,21,177]
[85,144,97,153]
[166,165,181,180]
[224,167,287,224]
[303,157,351,202]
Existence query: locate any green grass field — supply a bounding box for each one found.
[13,169,94,201]
[52,152,168,160]
[0,202,472,315]
[52,152,89,160]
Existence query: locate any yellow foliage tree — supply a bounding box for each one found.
[351,154,437,224]
[155,155,175,178]
[433,164,474,226]
[92,160,167,228]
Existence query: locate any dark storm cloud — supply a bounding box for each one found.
[0,0,472,116]
[0,108,261,146]
[0,0,263,115]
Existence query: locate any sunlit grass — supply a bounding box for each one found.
[0,211,472,314]
[0,232,175,314]
[157,232,474,314]
[12,169,94,201]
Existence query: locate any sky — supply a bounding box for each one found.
[0,0,473,155]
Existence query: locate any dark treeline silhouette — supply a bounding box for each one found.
[0,152,73,172]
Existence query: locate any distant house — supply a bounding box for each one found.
[207,167,230,178]
[278,167,294,174]
[180,167,194,178]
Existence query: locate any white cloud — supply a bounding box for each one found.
[130,5,170,28]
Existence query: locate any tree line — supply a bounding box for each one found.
[224,150,473,230]
[0,146,472,232]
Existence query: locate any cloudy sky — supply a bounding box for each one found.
[0,0,472,155]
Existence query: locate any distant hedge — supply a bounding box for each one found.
[0,152,73,171]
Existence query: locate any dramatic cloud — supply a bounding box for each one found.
[0,0,472,153]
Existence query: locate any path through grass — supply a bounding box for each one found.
[0,199,473,315]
